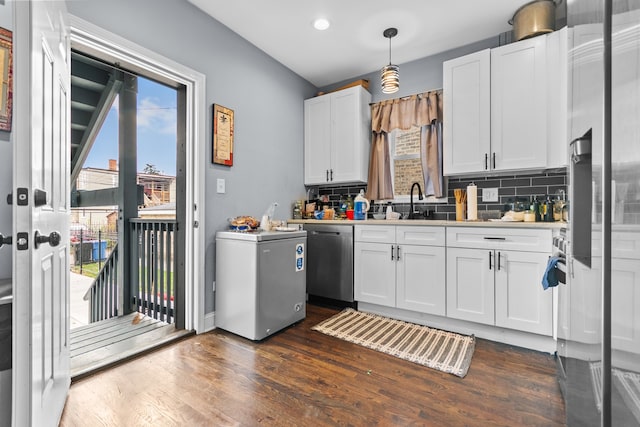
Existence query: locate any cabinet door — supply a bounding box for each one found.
[443,49,491,175]
[546,27,568,169]
[491,36,547,171]
[446,248,494,325]
[331,86,370,184]
[304,95,331,185]
[611,258,640,354]
[397,245,446,316]
[354,242,396,306]
[495,251,552,336]
[570,259,602,344]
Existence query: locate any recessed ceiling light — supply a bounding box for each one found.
[313,18,330,31]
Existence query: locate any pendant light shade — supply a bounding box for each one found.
[381,28,399,94]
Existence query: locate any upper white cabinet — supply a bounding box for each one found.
[546,27,569,169]
[491,35,548,172]
[443,29,568,176]
[443,49,491,175]
[304,86,371,185]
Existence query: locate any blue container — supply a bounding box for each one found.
[91,241,107,261]
[354,201,367,220]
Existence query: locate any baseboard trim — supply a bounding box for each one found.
[204,312,216,332]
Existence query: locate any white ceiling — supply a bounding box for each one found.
[188,0,527,87]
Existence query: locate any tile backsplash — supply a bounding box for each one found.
[311,169,568,221]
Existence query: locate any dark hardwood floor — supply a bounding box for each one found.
[60,304,566,426]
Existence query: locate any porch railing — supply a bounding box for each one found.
[83,219,177,324]
[130,219,177,323]
[84,242,119,323]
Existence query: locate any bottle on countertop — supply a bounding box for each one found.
[533,196,541,222]
[544,196,555,222]
[353,190,370,220]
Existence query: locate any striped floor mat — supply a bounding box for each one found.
[311,308,475,378]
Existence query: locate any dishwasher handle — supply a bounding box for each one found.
[311,230,341,236]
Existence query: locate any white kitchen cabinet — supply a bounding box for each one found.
[546,27,569,169]
[446,247,495,325]
[495,250,553,335]
[304,85,371,185]
[569,231,640,354]
[354,241,396,306]
[354,225,446,316]
[491,35,548,172]
[444,31,566,175]
[443,49,491,175]
[446,227,553,336]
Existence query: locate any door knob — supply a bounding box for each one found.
[34,230,61,249]
[0,233,11,248]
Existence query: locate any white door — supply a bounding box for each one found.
[354,242,396,306]
[494,250,553,336]
[303,94,331,185]
[396,244,446,316]
[491,36,547,171]
[13,1,71,426]
[442,49,491,175]
[446,247,494,325]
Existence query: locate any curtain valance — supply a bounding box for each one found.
[366,90,443,201]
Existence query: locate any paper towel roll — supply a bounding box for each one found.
[467,183,478,221]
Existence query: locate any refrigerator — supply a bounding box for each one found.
[557,0,640,425]
[215,230,307,341]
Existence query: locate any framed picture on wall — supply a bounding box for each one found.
[212,104,234,166]
[0,28,13,132]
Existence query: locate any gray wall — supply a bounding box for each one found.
[0,0,12,281]
[320,37,500,103]
[68,0,317,314]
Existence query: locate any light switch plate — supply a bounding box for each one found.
[482,187,499,202]
[216,178,225,194]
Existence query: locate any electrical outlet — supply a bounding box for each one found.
[482,188,499,202]
[216,178,225,194]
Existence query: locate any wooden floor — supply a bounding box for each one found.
[70,313,193,379]
[61,304,566,426]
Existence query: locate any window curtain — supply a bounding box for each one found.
[367,90,443,200]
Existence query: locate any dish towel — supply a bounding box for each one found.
[541,256,562,290]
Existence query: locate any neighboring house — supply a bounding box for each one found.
[72,159,176,227]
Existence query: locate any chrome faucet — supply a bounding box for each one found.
[409,182,424,219]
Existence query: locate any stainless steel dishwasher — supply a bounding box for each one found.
[303,223,354,303]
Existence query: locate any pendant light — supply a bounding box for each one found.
[381,27,399,94]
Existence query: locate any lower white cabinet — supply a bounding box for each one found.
[446,227,553,336]
[354,225,446,316]
[570,255,640,354]
[446,247,494,325]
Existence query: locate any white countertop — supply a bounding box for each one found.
[289,219,566,229]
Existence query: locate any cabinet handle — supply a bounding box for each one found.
[485,153,488,170]
[396,245,401,261]
[483,237,506,241]
[391,245,395,261]
[330,169,333,181]
[497,251,501,271]
[489,251,493,270]
[492,152,496,169]
[326,170,329,182]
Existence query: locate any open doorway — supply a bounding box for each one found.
[69,53,179,330]
[67,49,192,378]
